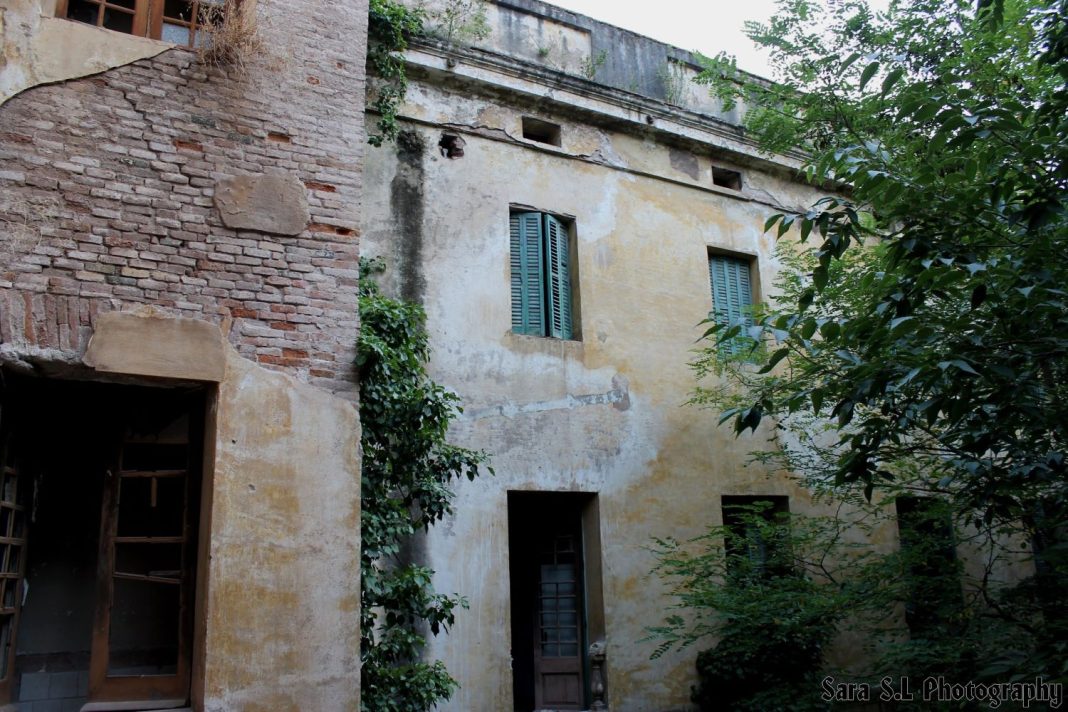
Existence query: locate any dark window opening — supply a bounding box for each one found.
[712,167,743,191]
[895,496,963,634]
[438,133,466,159]
[58,0,219,46]
[522,118,562,147]
[0,373,206,708]
[508,492,603,712]
[721,496,791,579]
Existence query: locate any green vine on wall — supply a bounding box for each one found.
[358,257,490,711]
[367,0,424,146]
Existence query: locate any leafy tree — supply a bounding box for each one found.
[647,496,1060,710]
[358,257,489,711]
[698,0,1067,526]
[687,0,1068,684]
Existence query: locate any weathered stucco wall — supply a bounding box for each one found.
[204,345,361,711]
[362,94,837,707]
[405,0,751,119]
[69,308,362,711]
[363,14,1041,704]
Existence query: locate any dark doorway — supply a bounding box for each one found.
[0,372,206,709]
[508,491,603,712]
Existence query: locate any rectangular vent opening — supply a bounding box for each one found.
[522,117,562,147]
[712,167,743,191]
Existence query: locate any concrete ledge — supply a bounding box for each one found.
[83,309,226,383]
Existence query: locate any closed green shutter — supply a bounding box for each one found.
[544,214,572,340]
[709,254,753,354]
[511,212,545,335]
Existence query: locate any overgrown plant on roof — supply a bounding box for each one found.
[367,0,425,146]
[425,0,491,46]
[580,49,608,81]
[658,60,689,107]
[358,257,490,711]
[196,0,264,72]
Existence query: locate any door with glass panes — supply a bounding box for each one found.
[533,523,585,710]
[0,426,29,705]
[89,411,199,706]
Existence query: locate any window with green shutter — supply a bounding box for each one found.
[510,211,574,339]
[708,253,754,356]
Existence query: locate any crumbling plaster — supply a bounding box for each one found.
[203,348,361,712]
[0,0,170,106]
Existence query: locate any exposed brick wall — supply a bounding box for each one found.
[0,0,368,396]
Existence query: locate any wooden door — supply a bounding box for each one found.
[89,411,196,708]
[533,528,584,710]
[0,425,29,705]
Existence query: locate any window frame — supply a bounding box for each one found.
[721,496,791,580]
[895,496,964,634]
[510,209,578,340]
[707,249,758,357]
[56,0,220,47]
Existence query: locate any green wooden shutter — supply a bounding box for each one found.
[544,214,572,340]
[511,212,545,335]
[708,254,753,354]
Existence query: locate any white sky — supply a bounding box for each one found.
[547,0,889,77]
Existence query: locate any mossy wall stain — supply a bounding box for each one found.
[391,130,428,304]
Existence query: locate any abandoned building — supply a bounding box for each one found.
[360,1,837,709]
[0,0,366,709]
[0,0,1036,710]
[361,1,1035,710]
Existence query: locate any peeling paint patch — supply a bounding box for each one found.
[669,146,699,180]
[1,2,170,106]
[463,375,629,419]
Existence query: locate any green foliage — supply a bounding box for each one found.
[680,0,1068,694]
[580,49,609,80]
[425,0,491,46]
[695,0,1068,560]
[367,0,493,145]
[648,499,1068,709]
[367,0,424,146]
[657,60,688,106]
[647,504,884,711]
[358,257,489,711]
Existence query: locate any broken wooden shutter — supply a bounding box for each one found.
[511,212,546,335]
[708,254,752,354]
[544,214,572,340]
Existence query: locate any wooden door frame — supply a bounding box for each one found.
[88,393,205,707]
[532,526,584,711]
[0,429,29,705]
[508,491,606,712]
